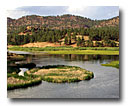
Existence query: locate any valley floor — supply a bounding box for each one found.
[8,45,119,55]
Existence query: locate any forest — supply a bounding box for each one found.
[7,25,119,47]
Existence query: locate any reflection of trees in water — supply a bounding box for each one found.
[7,53,119,73]
[7,60,20,73]
[13,54,119,64]
[23,54,33,63]
[8,54,34,73]
[48,54,119,62]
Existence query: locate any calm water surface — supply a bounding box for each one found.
[8,51,119,98]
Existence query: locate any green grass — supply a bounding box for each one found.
[42,77,81,83]
[101,61,119,68]
[7,79,42,90]
[8,46,119,55]
[7,72,42,90]
[47,50,119,55]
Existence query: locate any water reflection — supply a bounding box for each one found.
[8,53,119,73]
[22,54,119,64]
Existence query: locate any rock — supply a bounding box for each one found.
[18,70,24,76]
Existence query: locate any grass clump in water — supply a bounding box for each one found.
[28,65,94,83]
[7,72,42,90]
[101,61,119,68]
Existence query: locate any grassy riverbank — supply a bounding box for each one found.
[101,61,119,68]
[27,65,94,83]
[47,50,119,55]
[7,52,25,61]
[8,46,119,55]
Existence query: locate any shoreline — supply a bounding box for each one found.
[8,46,119,55]
[101,61,119,68]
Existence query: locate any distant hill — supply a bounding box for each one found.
[7,14,119,47]
[7,14,119,31]
[94,16,119,28]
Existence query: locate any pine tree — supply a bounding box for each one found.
[64,36,68,45]
[77,37,81,46]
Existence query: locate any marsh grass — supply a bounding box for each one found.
[9,46,119,51]
[7,72,42,90]
[7,65,94,89]
[47,50,119,55]
[7,79,42,90]
[101,61,119,68]
[28,65,94,83]
[8,46,119,55]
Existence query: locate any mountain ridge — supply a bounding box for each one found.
[7,14,119,30]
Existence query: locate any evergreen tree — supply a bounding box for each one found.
[77,37,82,46]
[64,36,68,45]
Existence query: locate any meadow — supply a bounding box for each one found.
[8,46,119,55]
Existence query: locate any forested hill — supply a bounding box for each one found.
[7,14,119,30]
[94,16,119,28]
[7,14,119,47]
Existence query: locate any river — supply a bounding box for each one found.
[7,51,119,98]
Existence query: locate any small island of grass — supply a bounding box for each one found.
[101,61,119,68]
[7,65,94,90]
[7,73,42,90]
[27,65,94,83]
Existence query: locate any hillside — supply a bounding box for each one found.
[7,14,119,47]
[7,14,93,29]
[94,16,119,28]
[7,14,119,30]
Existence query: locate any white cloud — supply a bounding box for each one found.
[7,10,30,19]
[107,10,119,17]
[6,6,119,20]
[67,5,87,13]
[66,6,99,19]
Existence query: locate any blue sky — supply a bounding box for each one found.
[7,6,119,20]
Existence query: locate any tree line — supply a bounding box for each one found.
[7,26,119,47]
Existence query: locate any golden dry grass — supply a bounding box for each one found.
[20,42,64,48]
[28,66,94,83]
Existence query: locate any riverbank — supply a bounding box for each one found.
[8,46,119,55]
[7,52,25,61]
[47,50,119,55]
[101,61,119,68]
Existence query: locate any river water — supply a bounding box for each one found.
[7,51,119,98]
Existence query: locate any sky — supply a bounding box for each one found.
[7,6,119,20]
